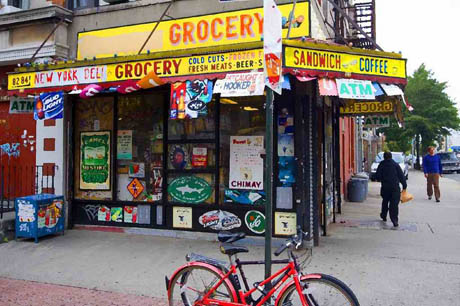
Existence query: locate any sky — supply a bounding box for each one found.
[376,0,460,111]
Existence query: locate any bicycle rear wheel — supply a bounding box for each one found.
[276,273,359,306]
[168,265,236,306]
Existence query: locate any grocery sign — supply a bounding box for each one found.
[340,101,394,115]
[76,2,310,60]
[8,49,264,90]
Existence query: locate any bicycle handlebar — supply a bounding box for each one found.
[274,226,307,257]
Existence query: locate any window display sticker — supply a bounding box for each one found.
[169,145,189,170]
[110,207,123,222]
[245,210,266,234]
[192,147,208,167]
[224,189,266,205]
[168,176,212,204]
[278,134,294,156]
[117,130,133,160]
[127,178,145,199]
[129,162,145,178]
[229,136,264,190]
[186,79,213,118]
[123,206,137,223]
[98,206,111,222]
[18,201,35,222]
[44,201,62,229]
[38,207,46,228]
[279,156,296,186]
[137,205,151,225]
[276,187,293,209]
[199,210,242,231]
[173,206,193,229]
[278,108,294,135]
[80,131,111,190]
[213,72,265,97]
[170,82,187,119]
[274,212,297,236]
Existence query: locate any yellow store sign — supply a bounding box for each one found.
[77,2,310,60]
[285,46,406,79]
[9,49,264,90]
[340,101,394,115]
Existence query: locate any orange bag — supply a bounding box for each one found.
[401,189,414,203]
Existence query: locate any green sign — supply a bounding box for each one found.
[9,97,34,114]
[80,131,111,190]
[245,210,266,234]
[168,176,212,204]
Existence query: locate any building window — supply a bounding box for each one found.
[69,0,99,9]
[7,0,29,9]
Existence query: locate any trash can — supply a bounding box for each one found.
[347,176,368,202]
[354,172,369,199]
[15,194,65,243]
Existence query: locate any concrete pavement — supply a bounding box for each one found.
[0,170,459,305]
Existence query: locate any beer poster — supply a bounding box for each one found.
[229,136,264,190]
[34,91,64,120]
[80,131,111,190]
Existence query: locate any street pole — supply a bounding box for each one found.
[264,88,274,281]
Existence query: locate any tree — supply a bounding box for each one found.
[381,64,460,168]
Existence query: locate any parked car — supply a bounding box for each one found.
[370,152,409,181]
[438,152,460,174]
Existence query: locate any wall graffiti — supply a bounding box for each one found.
[0,143,20,157]
[82,204,100,221]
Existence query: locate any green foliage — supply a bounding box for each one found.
[380,64,460,152]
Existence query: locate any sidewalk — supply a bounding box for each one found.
[0,170,459,305]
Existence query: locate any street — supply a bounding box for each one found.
[0,169,459,305]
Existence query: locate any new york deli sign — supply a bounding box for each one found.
[8,49,264,90]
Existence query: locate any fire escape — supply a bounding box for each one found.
[328,0,380,51]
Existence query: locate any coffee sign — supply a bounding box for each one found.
[168,176,212,203]
[245,210,265,234]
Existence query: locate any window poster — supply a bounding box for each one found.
[192,147,208,167]
[274,212,297,236]
[229,136,264,190]
[80,131,111,190]
[172,206,193,229]
[124,206,137,223]
[117,130,132,160]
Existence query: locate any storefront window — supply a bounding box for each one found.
[219,96,266,206]
[74,97,114,200]
[116,93,165,202]
[168,103,215,140]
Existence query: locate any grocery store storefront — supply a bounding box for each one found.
[7,4,406,243]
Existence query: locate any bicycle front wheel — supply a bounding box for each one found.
[168,265,237,306]
[276,273,359,306]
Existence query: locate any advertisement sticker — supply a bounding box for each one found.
[199,210,242,231]
[80,131,111,190]
[213,72,265,97]
[173,206,193,229]
[168,176,212,204]
[34,91,64,120]
[124,206,138,223]
[117,130,133,160]
[274,212,297,236]
[245,210,266,234]
[98,206,111,221]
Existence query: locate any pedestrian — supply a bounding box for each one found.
[375,151,407,227]
[423,146,442,202]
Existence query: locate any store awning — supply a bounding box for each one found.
[7,40,407,96]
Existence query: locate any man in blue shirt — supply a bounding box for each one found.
[423,146,442,202]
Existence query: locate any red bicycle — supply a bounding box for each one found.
[166,228,359,306]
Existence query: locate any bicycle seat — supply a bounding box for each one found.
[217,231,246,243]
[220,243,249,256]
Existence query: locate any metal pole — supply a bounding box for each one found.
[264,89,274,280]
[286,0,298,39]
[138,1,174,55]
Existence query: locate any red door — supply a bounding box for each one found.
[0,100,36,198]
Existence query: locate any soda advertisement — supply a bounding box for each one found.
[34,91,64,120]
[80,131,111,190]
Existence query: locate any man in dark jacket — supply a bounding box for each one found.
[375,151,407,227]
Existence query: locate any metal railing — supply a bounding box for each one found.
[0,164,57,219]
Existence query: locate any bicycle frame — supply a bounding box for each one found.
[200,259,309,306]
